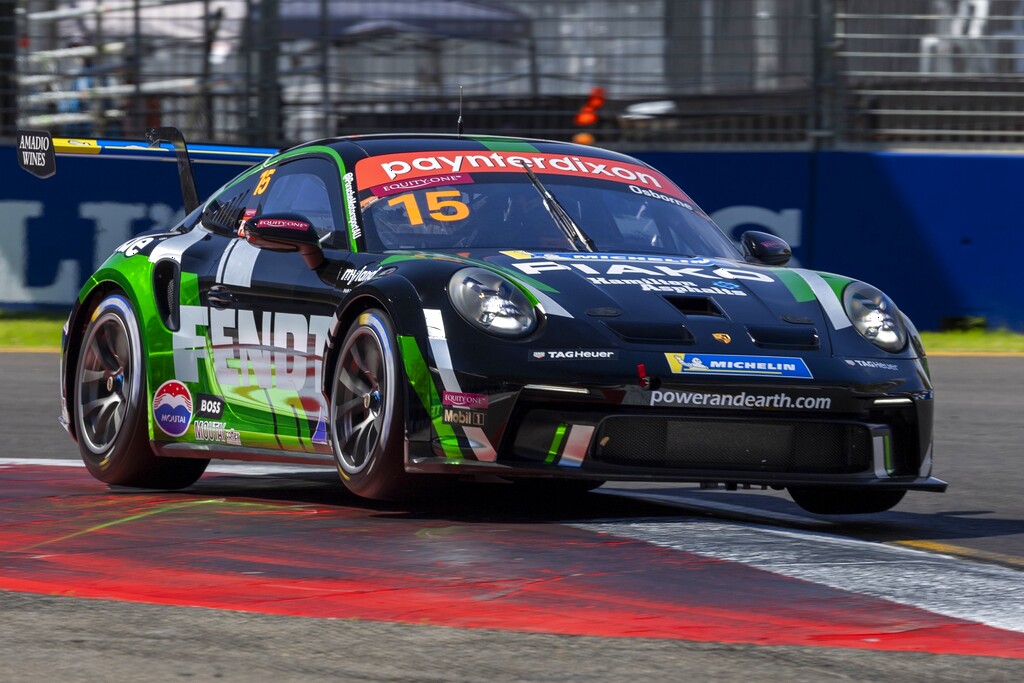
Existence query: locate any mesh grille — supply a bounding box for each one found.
[592,417,870,474]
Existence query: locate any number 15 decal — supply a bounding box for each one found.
[388,190,469,225]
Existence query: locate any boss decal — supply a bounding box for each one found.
[195,393,225,419]
[665,353,813,379]
[152,380,193,437]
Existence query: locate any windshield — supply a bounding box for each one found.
[354,152,741,259]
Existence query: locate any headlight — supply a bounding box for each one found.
[843,282,907,353]
[448,268,537,337]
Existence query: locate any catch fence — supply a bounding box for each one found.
[4,0,1024,148]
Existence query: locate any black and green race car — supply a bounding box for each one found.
[57,131,946,513]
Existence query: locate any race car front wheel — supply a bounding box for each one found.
[330,308,415,500]
[74,293,207,489]
[788,486,906,515]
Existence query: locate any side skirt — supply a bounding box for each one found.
[152,442,335,467]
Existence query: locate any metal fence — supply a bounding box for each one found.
[4,1,1024,149]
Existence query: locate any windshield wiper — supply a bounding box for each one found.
[520,163,595,252]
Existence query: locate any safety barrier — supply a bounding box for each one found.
[3,142,1021,330]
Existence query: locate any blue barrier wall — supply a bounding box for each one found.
[3,144,1022,330]
[637,151,1022,331]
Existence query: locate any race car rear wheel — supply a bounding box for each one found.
[330,309,414,500]
[788,486,906,515]
[74,293,208,489]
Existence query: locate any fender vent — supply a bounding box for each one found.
[153,259,181,331]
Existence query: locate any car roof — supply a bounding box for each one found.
[283,133,649,167]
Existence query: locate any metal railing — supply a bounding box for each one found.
[3,1,1024,149]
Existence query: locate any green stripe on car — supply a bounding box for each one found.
[397,334,462,460]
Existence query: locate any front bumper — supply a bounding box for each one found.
[404,379,945,492]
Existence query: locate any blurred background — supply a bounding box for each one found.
[2,1,1024,330]
[6,0,1024,149]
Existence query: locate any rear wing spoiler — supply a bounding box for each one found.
[146,127,200,213]
[17,127,276,212]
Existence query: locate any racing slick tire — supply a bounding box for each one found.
[74,293,208,489]
[788,486,907,514]
[330,308,418,501]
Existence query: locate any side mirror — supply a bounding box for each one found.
[741,230,791,266]
[243,213,325,270]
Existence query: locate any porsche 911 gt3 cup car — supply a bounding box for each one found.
[53,130,945,513]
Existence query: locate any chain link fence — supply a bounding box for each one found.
[3,0,1024,149]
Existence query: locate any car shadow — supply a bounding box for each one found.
[110,470,1024,562]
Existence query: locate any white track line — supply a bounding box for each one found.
[574,519,1024,634]
[6,458,1020,633]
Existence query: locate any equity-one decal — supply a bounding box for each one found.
[441,391,489,409]
[174,305,331,391]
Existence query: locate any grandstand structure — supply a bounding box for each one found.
[4,0,1024,149]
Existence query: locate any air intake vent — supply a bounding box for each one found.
[152,259,181,331]
[663,295,726,317]
[746,325,820,350]
[603,321,695,344]
[592,417,870,474]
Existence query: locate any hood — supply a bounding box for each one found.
[480,251,844,355]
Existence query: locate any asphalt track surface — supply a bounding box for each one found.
[1,352,1022,681]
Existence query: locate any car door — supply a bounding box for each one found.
[199,155,350,455]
